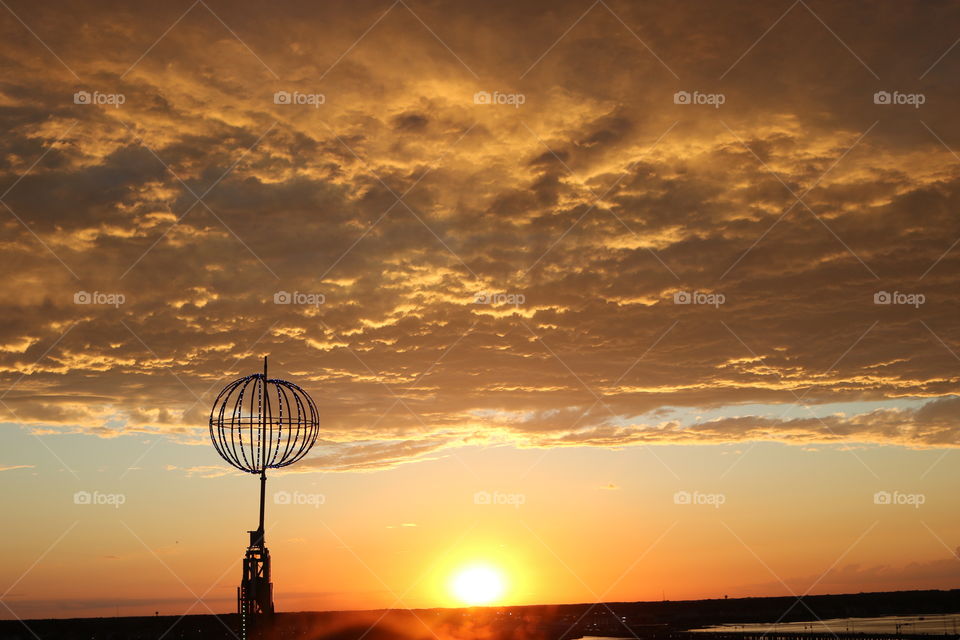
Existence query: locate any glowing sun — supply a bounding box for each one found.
[450,565,505,606]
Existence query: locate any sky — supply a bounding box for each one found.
[2,0,960,622]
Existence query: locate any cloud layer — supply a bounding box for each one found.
[3,0,960,471]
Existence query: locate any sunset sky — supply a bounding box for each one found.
[2,0,960,621]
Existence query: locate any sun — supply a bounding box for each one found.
[450,565,505,606]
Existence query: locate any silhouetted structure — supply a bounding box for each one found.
[209,357,320,640]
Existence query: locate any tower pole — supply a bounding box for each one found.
[258,354,268,545]
[258,470,266,545]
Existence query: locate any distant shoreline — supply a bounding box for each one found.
[7,587,960,624]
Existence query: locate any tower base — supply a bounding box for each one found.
[238,530,274,640]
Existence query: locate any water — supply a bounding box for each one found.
[693,613,960,635]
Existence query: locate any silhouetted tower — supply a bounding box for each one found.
[209,357,320,640]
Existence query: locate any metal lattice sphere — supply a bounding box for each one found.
[209,362,320,474]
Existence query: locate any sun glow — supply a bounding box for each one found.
[450,565,505,606]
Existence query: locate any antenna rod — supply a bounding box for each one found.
[259,354,268,544]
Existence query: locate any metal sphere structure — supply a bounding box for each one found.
[208,357,319,640]
[209,366,320,473]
